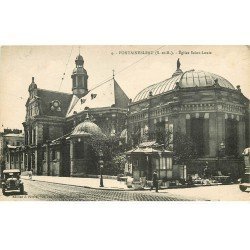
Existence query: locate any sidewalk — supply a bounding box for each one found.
[21,175,129,191]
[160,184,250,201]
[21,174,228,192]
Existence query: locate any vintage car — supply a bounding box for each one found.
[1,169,24,195]
[239,148,250,192]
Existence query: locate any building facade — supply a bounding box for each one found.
[6,54,129,177]
[0,129,24,173]
[127,60,249,179]
[4,55,249,180]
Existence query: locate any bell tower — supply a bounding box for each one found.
[71,54,89,97]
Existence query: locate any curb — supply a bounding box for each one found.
[21,177,135,192]
[22,177,173,192]
[20,178,210,200]
[21,177,229,193]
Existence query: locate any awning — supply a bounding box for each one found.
[126,146,172,155]
[3,169,21,173]
[139,141,157,147]
[7,145,17,149]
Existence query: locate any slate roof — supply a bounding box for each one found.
[66,78,129,117]
[37,88,73,117]
[66,95,80,116]
[26,79,129,119]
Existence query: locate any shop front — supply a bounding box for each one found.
[126,142,173,182]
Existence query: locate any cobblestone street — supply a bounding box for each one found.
[0,180,194,201]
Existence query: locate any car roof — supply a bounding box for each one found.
[3,169,21,173]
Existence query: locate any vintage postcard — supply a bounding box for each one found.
[0,45,249,201]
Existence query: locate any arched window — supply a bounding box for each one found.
[73,77,76,88]
[78,76,83,87]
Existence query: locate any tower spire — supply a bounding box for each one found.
[71,53,89,97]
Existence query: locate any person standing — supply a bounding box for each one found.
[203,162,209,179]
[151,170,159,192]
[29,168,33,180]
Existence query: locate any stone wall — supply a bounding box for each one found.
[49,125,63,141]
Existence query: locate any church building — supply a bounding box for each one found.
[7,53,129,177]
[5,54,250,181]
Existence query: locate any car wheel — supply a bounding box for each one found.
[2,188,6,195]
[239,185,247,192]
[20,185,24,195]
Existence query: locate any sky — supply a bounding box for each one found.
[0,45,249,130]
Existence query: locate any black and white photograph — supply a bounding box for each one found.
[0,45,249,201]
[0,1,250,250]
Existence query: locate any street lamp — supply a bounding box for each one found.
[99,150,104,187]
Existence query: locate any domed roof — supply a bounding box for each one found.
[71,117,103,137]
[133,69,235,102]
[76,54,84,61]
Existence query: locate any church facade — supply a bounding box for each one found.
[6,54,129,177]
[127,59,249,180]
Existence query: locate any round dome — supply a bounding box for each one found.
[76,54,84,61]
[71,119,103,138]
[133,70,235,102]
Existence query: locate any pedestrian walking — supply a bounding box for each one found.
[150,170,158,192]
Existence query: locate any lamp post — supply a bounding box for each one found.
[99,150,104,187]
[146,155,149,180]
